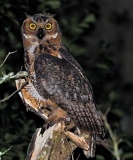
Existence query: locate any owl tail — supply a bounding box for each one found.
[83,134,96,158]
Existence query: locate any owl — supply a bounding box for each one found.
[21,13,105,158]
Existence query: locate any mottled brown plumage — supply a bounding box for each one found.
[21,13,105,158]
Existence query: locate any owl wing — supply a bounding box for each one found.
[34,49,104,135]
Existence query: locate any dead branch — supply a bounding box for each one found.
[101,112,121,160]
[26,123,77,160]
[0,81,27,104]
[0,71,28,84]
[0,50,17,68]
[65,131,89,151]
[0,71,28,104]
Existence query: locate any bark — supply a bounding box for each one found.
[25,123,76,160]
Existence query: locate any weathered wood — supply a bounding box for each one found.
[65,131,90,151]
[25,123,77,160]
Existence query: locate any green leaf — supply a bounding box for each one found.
[96,155,105,160]
[108,91,119,101]
[111,108,123,117]
[79,14,96,28]
[45,0,61,9]
[96,63,109,69]
[123,152,133,159]
[84,14,96,23]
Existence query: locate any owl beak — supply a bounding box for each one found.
[37,28,45,39]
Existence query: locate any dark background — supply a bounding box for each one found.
[0,0,133,159]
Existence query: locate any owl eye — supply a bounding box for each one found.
[45,23,52,30]
[29,23,36,30]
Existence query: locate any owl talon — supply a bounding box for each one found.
[44,120,56,130]
[59,116,71,125]
[44,115,71,130]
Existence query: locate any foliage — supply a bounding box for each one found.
[0,0,133,160]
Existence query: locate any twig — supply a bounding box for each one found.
[0,80,27,105]
[0,71,28,84]
[0,71,28,104]
[76,153,81,160]
[104,107,111,117]
[102,112,121,160]
[0,50,17,68]
[0,146,12,160]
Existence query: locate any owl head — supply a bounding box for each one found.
[21,13,61,45]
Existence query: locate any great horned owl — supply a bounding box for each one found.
[21,13,105,158]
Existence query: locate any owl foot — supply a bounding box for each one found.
[44,115,71,130]
[59,116,71,125]
[44,108,71,130]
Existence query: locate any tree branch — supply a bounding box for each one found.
[0,146,12,159]
[0,50,17,68]
[0,71,28,84]
[26,123,77,160]
[101,112,122,160]
[0,71,28,104]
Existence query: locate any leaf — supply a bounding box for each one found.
[123,152,133,159]
[125,140,133,148]
[45,0,61,9]
[79,14,96,28]
[96,63,109,69]
[111,108,123,117]
[96,155,105,160]
[83,14,96,23]
[108,91,119,101]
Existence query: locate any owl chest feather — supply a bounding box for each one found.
[24,41,62,90]
[25,41,61,70]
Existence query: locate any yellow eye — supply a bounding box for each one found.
[29,23,36,30]
[45,23,52,30]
